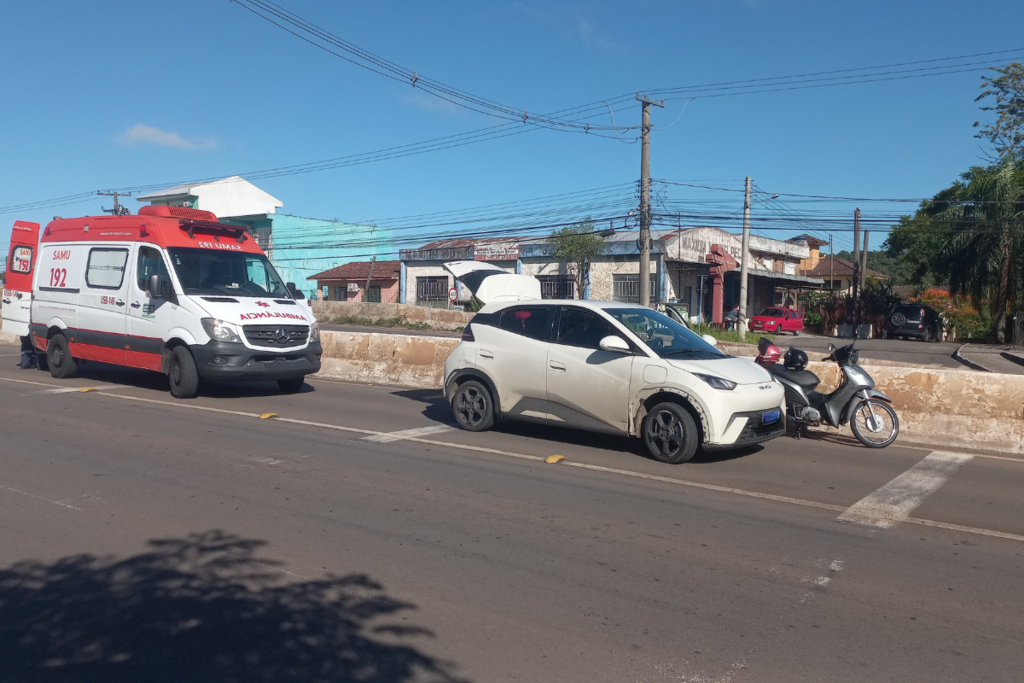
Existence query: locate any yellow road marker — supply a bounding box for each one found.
[545,454,565,464]
[80,387,97,393]
[259,412,278,420]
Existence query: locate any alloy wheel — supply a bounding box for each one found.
[646,409,684,457]
[456,386,487,427]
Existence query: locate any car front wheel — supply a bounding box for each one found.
[452,380,494,432]
[642,402,699,464]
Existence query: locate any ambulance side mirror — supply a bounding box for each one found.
[148,274,166,299]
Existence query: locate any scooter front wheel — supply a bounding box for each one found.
[850,400,899,448]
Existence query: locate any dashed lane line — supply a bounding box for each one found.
[0,484,84,511]
[6,379,1024,543]
[838,451,974,529]
[362,424,455,443]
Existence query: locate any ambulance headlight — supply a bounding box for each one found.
[309,321,320,342]
[201,318,242,343]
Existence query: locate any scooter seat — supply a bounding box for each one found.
[765,363,820,388]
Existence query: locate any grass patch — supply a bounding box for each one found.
[326,314,442,332]
[691,324,774,345]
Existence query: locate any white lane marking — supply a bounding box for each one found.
[362,424,454,443]
[37,385,135,394]
[838,451,973,529]
[0,484,83,511]
[23,385,1024,544]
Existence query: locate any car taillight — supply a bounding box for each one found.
[461,324,475,342]
[918,324,925,329]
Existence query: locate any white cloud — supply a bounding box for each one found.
[396,90,463,117]
[118,123,217,150]
[514,3,619,51]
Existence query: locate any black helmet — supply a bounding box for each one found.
[784,348,808,371]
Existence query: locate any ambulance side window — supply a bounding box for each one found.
[85,248,129,290]
[137,247,170,295]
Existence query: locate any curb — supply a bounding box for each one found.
[954,344,992,372]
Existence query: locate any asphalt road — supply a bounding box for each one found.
[1,359,1021,682]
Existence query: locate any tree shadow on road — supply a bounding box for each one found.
[0,530,468,683]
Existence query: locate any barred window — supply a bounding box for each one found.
[537,275,574,299]
[612,274,658,303]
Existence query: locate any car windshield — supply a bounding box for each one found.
[759,308,786,317]
[606,308,726,359]
[166,248,290,298]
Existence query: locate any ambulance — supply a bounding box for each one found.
[2,206,321,398]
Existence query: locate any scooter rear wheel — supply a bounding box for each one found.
[850,400,899,448]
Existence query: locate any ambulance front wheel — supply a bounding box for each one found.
[168,346,199,399]
[277,376,305,393]
[47,334,77,379]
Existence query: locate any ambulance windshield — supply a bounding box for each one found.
[166,248,291,298]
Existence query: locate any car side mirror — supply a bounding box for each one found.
[701,334,718,347]
[148,274,166,299]
[599,335,631,353]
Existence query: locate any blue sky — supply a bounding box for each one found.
[2,0,1023,255]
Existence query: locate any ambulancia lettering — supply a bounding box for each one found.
[239,311,307,321]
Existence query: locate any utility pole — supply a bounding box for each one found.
[738,176,752,339]
[363,255,377,302]
[852,208,861,335]
[860,230,870,292]
[98,190,132,216]
[637,93,664,308]
[829,234,834,292]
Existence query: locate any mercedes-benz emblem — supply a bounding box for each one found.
[274,328,290,344]
[891,312,907,327]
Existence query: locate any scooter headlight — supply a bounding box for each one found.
[201,318,242,343]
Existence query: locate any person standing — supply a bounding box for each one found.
[19,335,39,370]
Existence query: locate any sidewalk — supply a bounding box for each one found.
[956,343,1024,375]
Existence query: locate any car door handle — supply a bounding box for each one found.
[479,351,494,359]
[115,300,126,307]
[549,361,566,371]
[1,298,10,305]
[130,302,141,309]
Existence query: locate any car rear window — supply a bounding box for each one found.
[498,307,552,341]
[894,305,926,317]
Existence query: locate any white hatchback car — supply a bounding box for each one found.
[442,262,786,464]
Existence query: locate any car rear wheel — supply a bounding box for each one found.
[642,402,699,464]
[47,334,77,379]
[452,380,494,432]
[168,346,199,399]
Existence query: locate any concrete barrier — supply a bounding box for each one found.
[313,301,473,331]
[316,330,1024,455]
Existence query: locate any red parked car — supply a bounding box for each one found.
[749,307,804,335]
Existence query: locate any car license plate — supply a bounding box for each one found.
[761,410,780,425]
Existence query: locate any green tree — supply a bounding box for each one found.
[974,62,1024,159]
[550,221,605,298]
[886,158,1023,342]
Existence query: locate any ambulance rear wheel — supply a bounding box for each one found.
[168,347,199,399]
[47,334,77,379]
[277,376,305,393]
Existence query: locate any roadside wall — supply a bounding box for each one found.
[315,330,1024,455]
[313,301,474,330]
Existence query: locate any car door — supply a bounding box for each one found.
[1,221,40,336]
[126,245,174,371]
[475,305,554,422]
[546,306,634,434]
[77,245,131,365]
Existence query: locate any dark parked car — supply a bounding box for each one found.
[884,304,943,342]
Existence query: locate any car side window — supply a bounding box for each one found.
[498,306,552,341]
[557,308,617,350]
[85,248,129,290]
[136,247,170,295]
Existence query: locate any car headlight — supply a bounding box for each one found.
[309,320,320,342]
[693,373,737,391]
[201,317,242,343]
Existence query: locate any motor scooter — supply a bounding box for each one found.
[755,337,900,448]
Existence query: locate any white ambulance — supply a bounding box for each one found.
[2,206,321,398]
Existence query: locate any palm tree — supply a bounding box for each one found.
[937,156,1024,342]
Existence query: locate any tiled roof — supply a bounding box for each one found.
[802,256,885,279]
[308,260,401,281]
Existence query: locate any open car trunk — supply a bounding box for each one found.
[443,261,542,304]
